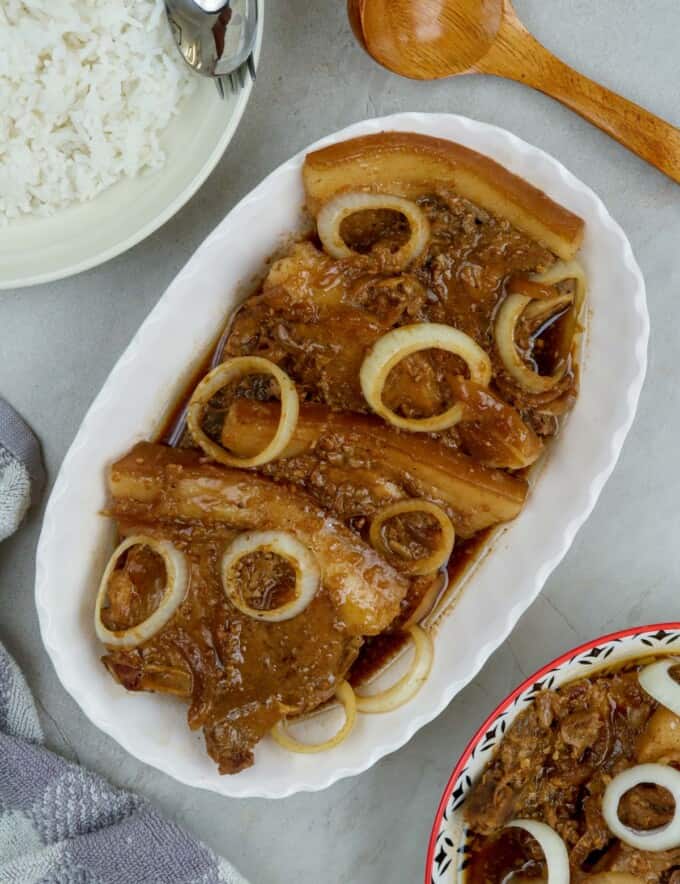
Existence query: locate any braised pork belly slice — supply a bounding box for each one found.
[225,230,562,456]
[102,442,408,773]
[224,244,392,413]
[302,132,584,262]
[221,400,528,538]
[464,665,680,882]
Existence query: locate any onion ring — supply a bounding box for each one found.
[506,820,569,884]
[360,323,492,432]
[270,681,356,753]
[532,259,587,315]
[602,763,680,851]
[355,625,433,713]
[316,191,430,269]
[496,261,586,394]
[95,535,188,649]
[639,658,680,718]
[221,530,320,623]
[521,293,574,327]
[369,499,454,576]
[402,571,446,630]
[187,357,299,468]
[495,293,573,394]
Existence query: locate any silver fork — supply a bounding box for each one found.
[215,50,255,98]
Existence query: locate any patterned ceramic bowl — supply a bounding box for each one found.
[426,623,680,883]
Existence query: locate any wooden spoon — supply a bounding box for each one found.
[348,0,680,183]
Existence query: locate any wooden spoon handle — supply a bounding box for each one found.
[477,6,680,183]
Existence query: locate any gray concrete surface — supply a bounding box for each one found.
[1,1,679,881]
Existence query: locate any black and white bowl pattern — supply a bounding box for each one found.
[427,625,680,884]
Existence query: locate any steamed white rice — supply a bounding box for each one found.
[0,0,195,223]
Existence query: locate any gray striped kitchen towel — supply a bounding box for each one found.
[0,395,248,884]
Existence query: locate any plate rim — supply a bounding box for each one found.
[424,622,680,884]
[35,111,649,798]
[0,4,265,291]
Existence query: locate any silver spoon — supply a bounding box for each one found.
[165,0,258,97]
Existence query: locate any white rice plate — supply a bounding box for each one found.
[0,0,195,224]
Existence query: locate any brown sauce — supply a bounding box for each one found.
[466,829,542,884]
[340,208,410,254]
[531,308,571,377]
[233,551,297,611]
[349,631,410,687]
[464,656,680,883]
[380,509,442,563]
[447,530,493,588]
[158,344,217,445]
[155,331,498,686]
[101,544,167,631]
[102,174,583,774]
[155,316,502,686]
[151,243,504,685]
[350,531,491,685]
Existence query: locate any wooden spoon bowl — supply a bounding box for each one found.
[349,0,680,183]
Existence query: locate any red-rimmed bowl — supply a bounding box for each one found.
[425,623,680,883]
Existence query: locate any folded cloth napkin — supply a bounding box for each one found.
[0,643,247,884]
[0,397,45,541]
[0,398,248,884]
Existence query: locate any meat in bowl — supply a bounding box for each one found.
[464,654,680,883]
[94,132,587,773]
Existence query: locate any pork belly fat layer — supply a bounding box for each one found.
[109,442,409,636]
[303,132,585,261]
[221,400,528,537]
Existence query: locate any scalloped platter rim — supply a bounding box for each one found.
[35,113,648,799]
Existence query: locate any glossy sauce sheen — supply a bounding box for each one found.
[465,657,680,883]
[170,197,572,683]
[351,531,490,684]
[103,183,581,774]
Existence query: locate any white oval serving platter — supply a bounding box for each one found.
[35,113,648,798]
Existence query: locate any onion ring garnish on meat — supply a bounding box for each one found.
[221,530,320,623]
[270,681,356,753]
[495,260,586,395]
[602,763,680,851]
[187,356,299,468]
[402,571,446,630]
[360,323,492,432]
[95,535,188,649]
[369,499,454,576]
[495,293,573,394]
[505,820,570,884]
[354,625,433,714]
[532,259,587,314]
[639,658,680,718]
[316,191,430,269]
